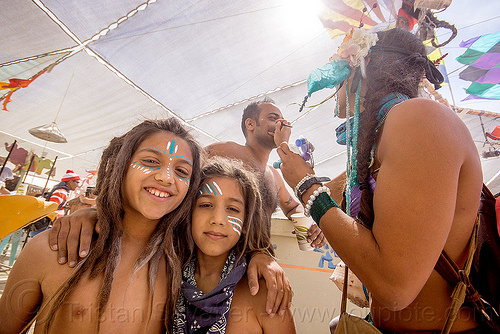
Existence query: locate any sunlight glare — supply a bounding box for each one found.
[278,0,325,40]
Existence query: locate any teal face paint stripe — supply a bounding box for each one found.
[169,139,176,155]
[138,143,192,163]
[208,183,220,196]
[177,175,190,183]
[228,216,242,236]
[199,181,222,195]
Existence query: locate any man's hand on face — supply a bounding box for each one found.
[274,119,292,147]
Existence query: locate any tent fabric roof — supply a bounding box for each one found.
[1,0,500,193]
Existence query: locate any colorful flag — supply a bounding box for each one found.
[319,0,383,39]
[456,31,500,101]
[0,70,47,111]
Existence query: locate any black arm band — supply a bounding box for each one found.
[297,176,330,203]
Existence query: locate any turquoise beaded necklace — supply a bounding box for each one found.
[343,79,362,216]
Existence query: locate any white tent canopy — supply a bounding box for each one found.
[1,0,500,193]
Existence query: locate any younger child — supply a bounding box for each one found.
[0,118,204,333]
[173,157,296,333]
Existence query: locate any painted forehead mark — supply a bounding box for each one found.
[130,161,160,175]
[199,181,222,196]
[228,216,242,236]
[133,141,191,186]
[139,139,192,164]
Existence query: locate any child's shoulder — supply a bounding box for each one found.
[16,230,63,277]
[227,275,266,333]
[233,275,267,310]
[229,275,296,333]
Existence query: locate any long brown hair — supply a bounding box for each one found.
[355,28,426,227]
[42,118,203,332]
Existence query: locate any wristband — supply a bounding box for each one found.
[304,185,331,217]
[297,176,331,203]
[294,174,314,198]
[310,192,339,225]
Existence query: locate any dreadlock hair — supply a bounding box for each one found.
[42,118,203,333]
[241,97,276,138]
[355,28,426,227]
[185,156,274,263]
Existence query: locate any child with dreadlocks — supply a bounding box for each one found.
[0,118,204,333]
[173,156,296,333]
[278,28,488,333]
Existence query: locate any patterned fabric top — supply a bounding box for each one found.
[173,250,247,334]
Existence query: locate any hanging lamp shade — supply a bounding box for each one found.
[29,122,67,143]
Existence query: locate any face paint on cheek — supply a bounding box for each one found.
[138,144,193,184]
[199,181,222,196]
[178,175,190,185]
[130,161,160,175]
[228,216,242,236]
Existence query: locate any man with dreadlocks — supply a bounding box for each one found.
[278,28,487,333]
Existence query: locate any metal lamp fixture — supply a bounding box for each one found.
[29,122,67,143]
[29,65,77,144]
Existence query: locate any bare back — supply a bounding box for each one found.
[368,99,483,331]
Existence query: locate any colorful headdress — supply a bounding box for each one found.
[303,28,378,101]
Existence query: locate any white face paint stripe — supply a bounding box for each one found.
[133,144,192,184]
[228,216,242,236]
[212,181,222,195]
[139,145,192,163]
[199,181,222,196]
[130,161,158,175]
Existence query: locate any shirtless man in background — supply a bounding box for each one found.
[206,97,326,246]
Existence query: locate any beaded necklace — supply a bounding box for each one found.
[344,79,362,216]
[338,90,409,216]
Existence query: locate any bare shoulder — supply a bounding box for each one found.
[16,230,57,275]
[386,98,468,135]
[268,165,282,181]
[379,98,474,161]
[231,276,265,316]
[228,276,296,334]
[0,230,59,332]
[206,141,246,157]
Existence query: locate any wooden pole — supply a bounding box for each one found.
[0,140,16,176]
[22,155,36,183]
[42,156,58,194]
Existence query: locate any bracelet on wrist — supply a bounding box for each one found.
[303,187,339,226]
[294,174,314,198]
[297,176,331,203]
[304,185,331,217]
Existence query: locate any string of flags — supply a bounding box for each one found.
[456,31,500,101]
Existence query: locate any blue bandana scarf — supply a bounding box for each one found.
[335,92,410,146]
[173,250,247,334]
